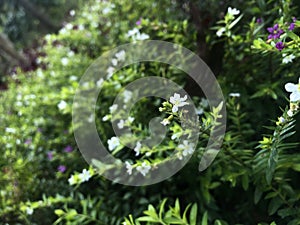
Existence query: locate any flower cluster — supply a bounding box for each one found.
[125,161,151,176]
[127,28,150,41]
[160,93,189,126]
[68,168,94,185]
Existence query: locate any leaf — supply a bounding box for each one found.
[228,14,244,29]
[159,199,167,219]
[137,216,159,222]
[190,204,198,225]
[201,211,208,225]
[241,174,249,191]
[54,209,65,216]
[254,187,263,204]
[268,197,283,215]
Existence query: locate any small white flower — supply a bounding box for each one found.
[69,75,77,81]
[229,93,241,97]
[58,100,67,110]
[115,50,126,61]
[109,104,118,113]
[125,161,133,175]
[161,119,170,126]
[216,27,226,37]
[69,10,76,16]
[107,66,115,78]
[285,77,300,102]
[111,58,118,66]
[136,162,151,176]
[136,33,150,41]
[128,116,135,123]
[79,169,92,182]
[108,137,120,151]
[134,142,142,156]
[96,78,104,87]
[65,23,73,30]
[171,132,181,140]
[61,57,69,66]
[26,207,34,215]
[68,175,76,185]
[123,90,133,103]
[102,7,112,14]
[78,24,85,30]
[68,51,75,57]
[227,7,240,16]
[5,127,16,133]
[169,93,189,113]
[127,28,139,37]
[102,115,109,121]
[195,107,204,115]
[117,120,125,129]
[282,54,295,64]
[178,140,195,157]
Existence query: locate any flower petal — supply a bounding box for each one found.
[285,83,297,92]
[290,92,300,102]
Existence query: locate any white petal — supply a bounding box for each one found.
[290,92,300,102]
[285,83,297,92]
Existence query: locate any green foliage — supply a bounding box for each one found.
[0,0,300,225]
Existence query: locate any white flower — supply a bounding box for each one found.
[107,66,115,78]
[102,115,109,121]
[115,50,126,61]
[282,54,295,64]
[79,169,92,182]
[78,24,85,30]
[136,162,151,176]
[227,7,240,16]
[117,120,125,129]
[111,58,118,66]
[58,100,67,110]
[96,78,104,87]
[216,27,226,37]
[125,161,133,175]
[134,142,142,156]
[5,127,16,133]
[136,33,150,41]
[123,90,133,103]
[127,28,139,37]
[171,132,181,140]
[68,175,76,185]
[161,119,170,126]
[68,51,75,57]
[69,10,76,16]
[178,140,195,156]
[195,107,204,115]
[229,93,241,97]
[287,109,294,117]
[109,104,118,113]
[69,75,77,81]
[169,93,189,113]
[128,116,135,123]
[108,137,120,151]
[285,77,300,102]
[61,57,69,66]
[65,23,73,30]
[26,207,34,215]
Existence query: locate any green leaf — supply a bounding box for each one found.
[254,187,263,204]
[54,209,65,216]
[201,211,208,225]
[228,14,244,29]
[190,204,198,225]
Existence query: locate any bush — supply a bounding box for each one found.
[0,0,300,224]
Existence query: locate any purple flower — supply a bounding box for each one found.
[267,24,284,40]
[64,145,73,153]
[47,152,53,160]
[289,23,295,31]
[24,139,32,145]
[275,41,284,51]
[58,165,67,173]
[293,17,297,22]
[136,18,142,26]
[256,18,262,24]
